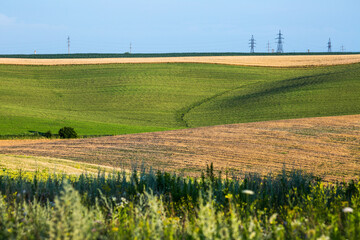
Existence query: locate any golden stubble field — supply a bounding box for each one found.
[1,54,360,67]
[1,115,359,182]
[0,155,123,175]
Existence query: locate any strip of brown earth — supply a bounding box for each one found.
[0,115,359,181]
[1,55,360,67]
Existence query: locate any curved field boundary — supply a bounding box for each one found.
[1,55,360,67]
[178,71,340,128]
[177,88,237,128]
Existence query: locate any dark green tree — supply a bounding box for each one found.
[58,127,78,139]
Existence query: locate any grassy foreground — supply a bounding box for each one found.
[0,165,359,239]
[1,63,360,136]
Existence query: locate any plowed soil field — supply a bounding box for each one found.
[1,55,360,67]
[1,115,359,181]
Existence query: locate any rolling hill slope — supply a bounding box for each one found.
[185,64,360,126]
[0,63,359,136]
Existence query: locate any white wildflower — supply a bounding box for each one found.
[242,190,255,195]
[121,197,128,205]
[291,220,301,228]
[342,207,353,213]
[317,234,330,240]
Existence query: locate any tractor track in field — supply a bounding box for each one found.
[178,71,341,128]
[177,88,238,128]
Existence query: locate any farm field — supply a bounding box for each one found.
[1,61,360,136]
[1,114,359,182]
[1,57,360,239]
[0,154,122,175]
[2,0,360,237]
[1,54,360,67]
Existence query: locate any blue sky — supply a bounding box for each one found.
[0,0,359,54]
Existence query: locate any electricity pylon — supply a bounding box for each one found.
[67,36,70,54]
[276,30,284,53]
[327,38,332,52]
[249,35,256,53]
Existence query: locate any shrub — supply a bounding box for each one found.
[58,127,78,139]
[44,130,53,139]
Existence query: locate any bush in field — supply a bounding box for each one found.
[44,130,53,139]
[58,127,78,139]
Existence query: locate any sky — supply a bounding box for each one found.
[0,0,359,54]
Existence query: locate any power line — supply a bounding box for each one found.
[249,35,256,53]
[275,30,284,53]
[267,41,270,53]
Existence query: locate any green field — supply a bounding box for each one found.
[1,63,360,136]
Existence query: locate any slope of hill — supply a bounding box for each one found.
[0,62,359,136]
[185,63,360,126]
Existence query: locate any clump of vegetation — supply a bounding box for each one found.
[58,126,78,139]
[0,165,359,239]
[44,130,53,138]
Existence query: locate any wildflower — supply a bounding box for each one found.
[112,227,119,232]
[116,197,129,208]
[291,220,301,228]
[342,207,353,213]
[317,235,330,240]
[249,232,256,239]
[121,197,128,204]
[269,213,277,224]
[242,190,255,195]
[225,193,233,199]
